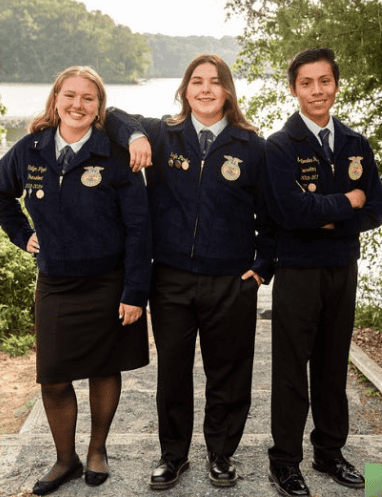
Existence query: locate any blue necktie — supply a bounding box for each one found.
[318,128,333,162]
[57,145,75,174]
[199,130,214,159]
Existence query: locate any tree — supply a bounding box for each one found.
[0,0,151,83]
[226,0,382,163]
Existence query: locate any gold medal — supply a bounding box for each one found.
[221,156,242,181]
[36,189,44,199]
[308,183,317,192]
[81,166,104,187]
[182,161,190,171]
[348,156,363,180]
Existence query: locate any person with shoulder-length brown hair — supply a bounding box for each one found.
[105,53,275,490]
[0,65,152,495]
[167,53,257,132]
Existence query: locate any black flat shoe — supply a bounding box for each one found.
[207,452,237,487]
[150,456,190,489]
[32,455,83,496]
[85,454,109,487]
[269,463,311,497]
[313,455,365,489]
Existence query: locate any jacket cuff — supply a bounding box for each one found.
[121,287,148,308]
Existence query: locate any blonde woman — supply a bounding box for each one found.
[0,66,152,494]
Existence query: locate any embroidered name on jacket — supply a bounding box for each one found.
[297,156,319,191]
[24,164,47,198]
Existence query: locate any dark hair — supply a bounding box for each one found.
[167,54,258,132]
[288,48,339,90]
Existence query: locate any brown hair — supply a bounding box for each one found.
[168,54,258,132]
[29,66,106,133]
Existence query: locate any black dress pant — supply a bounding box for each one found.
[269,264,358,466]
[150,263,258,461]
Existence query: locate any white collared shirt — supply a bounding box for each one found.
[191,114,229,143]
[55,127,92,160]
[299,111,335,152]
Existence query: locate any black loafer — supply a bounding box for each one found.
[150,457,189,489]
[85,454,109,487]
[32,454,83,495]
[313,455,365,489]
[269,464,311,496]
[207,452,237,487]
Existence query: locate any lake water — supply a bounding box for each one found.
[0,78,278,147]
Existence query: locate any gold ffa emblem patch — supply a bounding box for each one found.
[221,156,242,181]
[348,156,363,181]
[81,166,104,187]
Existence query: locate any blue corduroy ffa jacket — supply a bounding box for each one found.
[265,112,382,268]
[106,109,276,283]
[0,127,152,306]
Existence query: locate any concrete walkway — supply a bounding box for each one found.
[1,284,381,496]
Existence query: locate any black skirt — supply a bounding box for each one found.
[35,268,149,384]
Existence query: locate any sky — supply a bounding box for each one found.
[79,0,246,38]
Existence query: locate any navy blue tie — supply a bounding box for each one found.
[318,128,332,162]
[57,145,75,174]
[199,130,214,159]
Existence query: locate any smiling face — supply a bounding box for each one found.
[290,60,339,127]
[55,76,99,142]
[185,63,227,125]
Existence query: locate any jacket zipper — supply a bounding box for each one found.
[190,159,205,259]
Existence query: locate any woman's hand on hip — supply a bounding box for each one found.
[119,303,143,325]
[27,233,40,254]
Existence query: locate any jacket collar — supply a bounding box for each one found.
[284,112,360,160]
[30,127,111,169]
[167,115,251,155]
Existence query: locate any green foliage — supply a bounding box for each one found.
[356,228,382,326]
[1,333,35,357]
[0,229,37,350]
[145,34,241,77]
[226,0,382,162]
[0,0,151,83]
[354,303,382,331]
[0,99,7,140]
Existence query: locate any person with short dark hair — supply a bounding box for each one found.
[106,54,275,489]
[0,66,152,495]
[265,47,382,497]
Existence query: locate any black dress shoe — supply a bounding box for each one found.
[207,452,237,487]
[85,454,109,487]
[32,455,83,495]
[313,455,365,488]
[150,457,190,489]
[269,464,311,497]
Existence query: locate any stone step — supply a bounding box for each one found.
[1,433,380,497]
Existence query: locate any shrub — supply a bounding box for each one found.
[0,228,37,354]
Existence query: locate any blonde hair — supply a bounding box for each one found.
[29,66,106,133]
[168,54,258,133]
